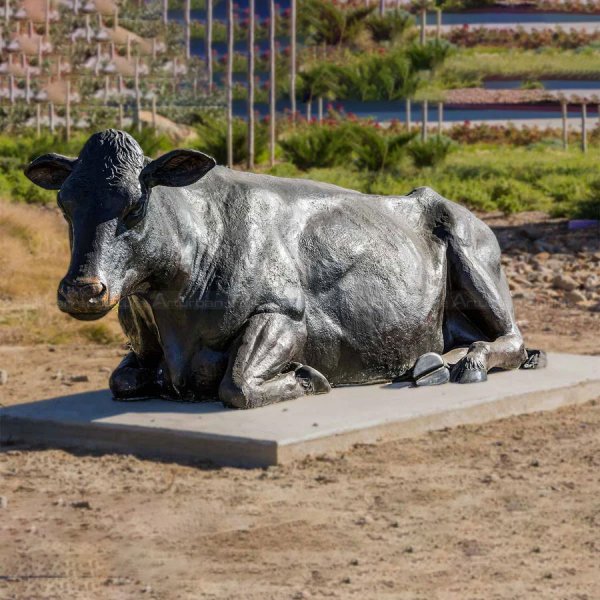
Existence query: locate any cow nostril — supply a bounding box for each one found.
[60,278,108,302]
[83,282,106,299]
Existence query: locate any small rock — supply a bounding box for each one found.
[583,275,599,291]
[0,496,7,509]
[71,500,92,510]
[0,370,7,386]
[99,367,111,373]
[52,370,63,380]
[565,290,586,304]
[69,375,89,383]
[552,274,577,291]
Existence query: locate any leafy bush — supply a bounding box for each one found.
[194,117,269,165]
[344,123,415,172]
[408,136,454,168]
[279,124,347,170]
[299,0,375,47]
[407,39,455,72]
[365,9,414,44]
[298,50,421,102]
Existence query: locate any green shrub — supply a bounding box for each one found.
[194,117,268,165]
[279,125,349,170]
[407,39,455,72]
[365,9,414,44]
[344,123,415,172]
[408,136,454,168]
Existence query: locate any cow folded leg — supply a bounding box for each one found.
[219,312,330,409]
[445,221,527,384]
[110,351,162,400]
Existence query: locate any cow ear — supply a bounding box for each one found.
[140,149,216,190]
[25,153,75,190]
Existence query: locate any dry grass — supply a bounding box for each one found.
[0,199,123,345]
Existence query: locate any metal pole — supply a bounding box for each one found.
[420,8,426,45]
[290,0,296,123]
[206,0,213,91]
[406,98,411,131]
[436,8,442,39]
[269,0,276,167]
[49,101,55,133]
[421,99,428,141]
[437,101,443,135]
[379,0,384,16]
[184,0,190,60]
[36,103,41,136]
[247,0,255,169]
[163,0,168,26]
[581,103,587,153]
[318,96,323,124]
[226,0,233,167]
[135,57,141,133]
[561,100,568,150]
[65,79,71,141]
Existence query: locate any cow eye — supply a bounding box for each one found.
[123,200,146,229]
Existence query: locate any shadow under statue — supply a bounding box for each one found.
[24,129,546,409]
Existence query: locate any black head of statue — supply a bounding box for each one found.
[25,129,216,321]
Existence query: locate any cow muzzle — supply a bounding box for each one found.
[57,277,115,320]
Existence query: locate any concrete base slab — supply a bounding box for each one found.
[2,353,599,467]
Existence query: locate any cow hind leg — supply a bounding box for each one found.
[219,313,331,409]
[444,234,527,384]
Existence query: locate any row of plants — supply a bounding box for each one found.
[3,120,598,218]
[445,26,600,50]
[439,47,600,86]
[445,122,600,146]
[436,0,600,12]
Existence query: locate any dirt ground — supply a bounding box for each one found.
[0,213,599,600]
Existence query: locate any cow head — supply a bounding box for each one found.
[25,129,216,320]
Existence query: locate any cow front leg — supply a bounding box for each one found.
[219,313,331,409]
[110,351,163,400]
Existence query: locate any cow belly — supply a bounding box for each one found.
[302,249,446,385]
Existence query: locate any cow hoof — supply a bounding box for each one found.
[413,352,449,386]
[413,352,444,378]
[294,364,331,394]
[450,359,488,384]
[415,366,450,386]
[109,366,159,401]
[521,348,548,370]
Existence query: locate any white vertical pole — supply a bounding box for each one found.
[247,0,255,169]
[269,0,276,167]
[290,0,296,123]
[226,0,233,167]
[206,0,213,91]
[581,103,587,153]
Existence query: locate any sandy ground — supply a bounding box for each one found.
[1,214,599,599]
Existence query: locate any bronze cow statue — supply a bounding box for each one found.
[25,130,544,408]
